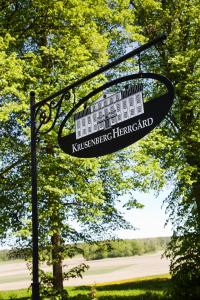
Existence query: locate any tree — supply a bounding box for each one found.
[0,1,144,297]
[0,33,28,241]
[123,0,200,298]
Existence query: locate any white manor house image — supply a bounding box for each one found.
[74,84,144,139]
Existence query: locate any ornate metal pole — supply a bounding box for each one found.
[30,91,40,300]
[29,34,169,299]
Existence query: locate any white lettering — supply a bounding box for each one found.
[107,132,112,140]
[132,123,138,131]
[72,143,78,153]
[142,119,148,127]
[119,128,124,136]
[127,125,133,133]
[137,119,143,130]
[112,127,120,139]
[100,135,104,143]
[123,127,128,135]
[72,117,154,153]
[147,117,153,126]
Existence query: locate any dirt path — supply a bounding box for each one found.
[0,253,170,291]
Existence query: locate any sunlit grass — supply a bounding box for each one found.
[0,274,171,299]
[68,274,171,299]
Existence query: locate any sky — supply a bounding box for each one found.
[0,189,172,250]
[116,189,173,239]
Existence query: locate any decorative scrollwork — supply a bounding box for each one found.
[35,90,71,135]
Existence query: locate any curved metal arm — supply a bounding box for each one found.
[32,34,168,138]
[33,34,167,111]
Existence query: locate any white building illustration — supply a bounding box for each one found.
[74,84,144,139]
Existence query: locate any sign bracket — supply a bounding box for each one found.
[30,34,170,299]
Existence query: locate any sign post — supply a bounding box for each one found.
[30,34,174,299]
[30,91,40,299]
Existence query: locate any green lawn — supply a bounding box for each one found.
[0,274,171,300]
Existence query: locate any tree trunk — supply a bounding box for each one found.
[51,233,63,290]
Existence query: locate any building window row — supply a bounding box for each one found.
[75,91,144,139]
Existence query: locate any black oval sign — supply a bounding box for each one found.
[58,73,174,158]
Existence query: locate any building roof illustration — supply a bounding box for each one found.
[74,83,144,139]
[74,83,143,121]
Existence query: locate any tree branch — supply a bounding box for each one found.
[0,153,29,178]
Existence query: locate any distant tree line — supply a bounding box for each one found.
[0,249,25,261]
[0,237,170,262]
[81,237,170,261]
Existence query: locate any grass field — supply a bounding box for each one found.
[0,274,171,300]
[0,253,170,291]
[0,264,127,285]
